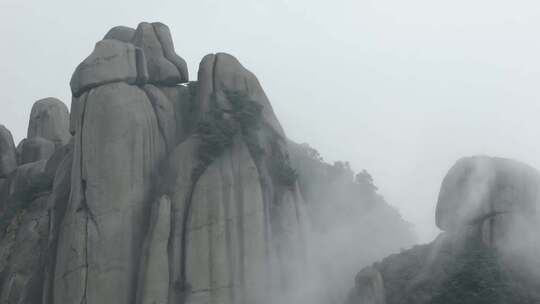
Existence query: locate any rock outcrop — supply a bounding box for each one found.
[18,137,56,165]
[27,98,71,146]
[0,22,308,304]
[347,156,540,304]
[0,97,72,304]
[0,21,421,304]
[0,125,17,178]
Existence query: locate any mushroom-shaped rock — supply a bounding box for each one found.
[0,125,17,177]
[103,25,136,43]
[436,156,540,232]
[196,53,285,137]
[19,137,55,164]
[70,39,148,96]
[27,98,71,146]
[132,22,188,85]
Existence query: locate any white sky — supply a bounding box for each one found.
[2,0,540,242]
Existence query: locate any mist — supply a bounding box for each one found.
[3,0,540,243]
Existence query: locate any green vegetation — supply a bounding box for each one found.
[193,91,265,177]
[431,238,540,304]
[271,150,298,188]
[192,90,297,189]
[227,91,265,161]
[193,111,236,178]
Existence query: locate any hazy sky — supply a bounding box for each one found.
[2,0,540,242]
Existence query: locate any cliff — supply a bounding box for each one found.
[0,22,305,304]
[0,22,415,304]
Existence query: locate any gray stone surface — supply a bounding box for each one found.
[54,82,165,304]
[152,22,189,83]
[436,156,540,231]
[0,22,313,304]
[42,143,73,304]
[19,137,55,165]
[132,22,188,85]
[0,125,17,177]
[70,39,148,96]
[348,156,540,304]
[103,25,136,42]
[0,194,50,304]
[165,136,268,304]
[136,195,171,304]
[158,84,194,143]
[6,160,51,201]
[143,84,177,151]
[44,139,73,182]
[196,53,285,137]
[27,97,71,146]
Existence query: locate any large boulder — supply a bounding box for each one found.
[44,139,73,182]
[132,22,188,85]
[42,142,73,304]
[70,39,148,97]
[158,83,196,143]
[164,136,268,304]
[54,82,166,304]
[103,25,136,43]
[136,195,171,304]
[436,156,540,232]
[346,156,540,304]
[0,125,17,177]
[196,53,285,137]
[27,98,71,146]
[19,137,55,164]
[142,84,177,151]
[3,159,51,202]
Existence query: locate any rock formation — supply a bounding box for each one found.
[0,125,17,178]
[0,21,421,304]
[27,98,70,147]
[346,156,540,304]
[0,22,308,304]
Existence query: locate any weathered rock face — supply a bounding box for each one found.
[103,25,136,43]
[0,21,310,304]
[132,22,188,85]
[1,21,421,304]
[0,125,17,178]
[347,156,540,304]
[28,98,71,146]
[0,98,72,304]
[19,137,55,165]
[70,39,148,97]
[436,156,540,238]
[54,81,166,304]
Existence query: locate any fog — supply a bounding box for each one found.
[3,0,540,242]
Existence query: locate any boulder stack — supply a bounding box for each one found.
[0,21,306,304]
